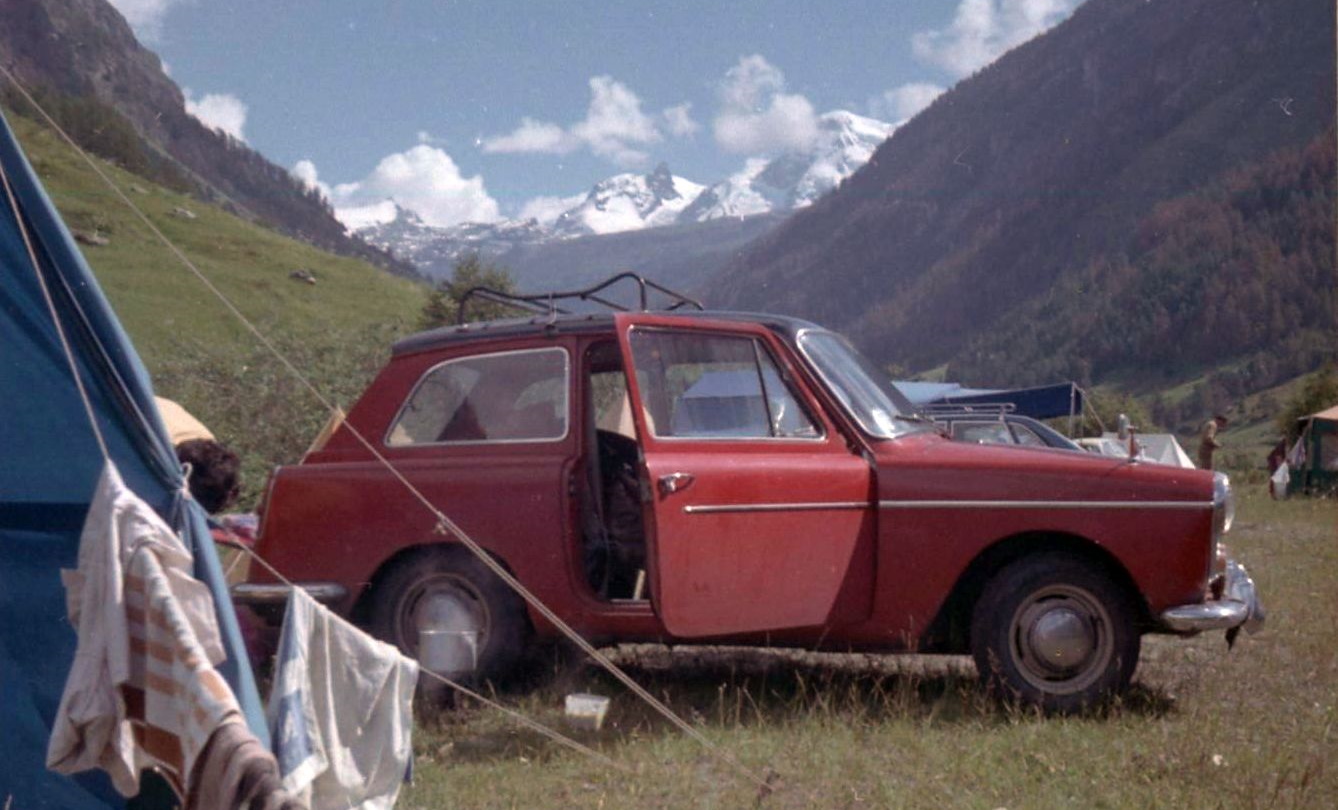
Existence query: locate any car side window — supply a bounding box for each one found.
[1010,422,1047,446]
[951,421,1013,445]
[628,330,819,439]
[387,347,569,445]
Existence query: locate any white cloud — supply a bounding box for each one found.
[662,103,699,138]
[483,76,690,168]
[184,91,248,142]
[483,118,575,155]
[518,193,586,227]
[869,82,945,123]
[712,55,819,155]
[297,146,501,230]
[336,200,401,232]
[106,0,185,43]
[571,77,661,166]
[912,0,1080,78]
[292,159,329,198]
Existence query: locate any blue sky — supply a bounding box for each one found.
[110,0,1081,226]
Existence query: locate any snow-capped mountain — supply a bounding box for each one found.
[356,205,548,274]
[352,112,893,280]
[552,163,705,238]
[679,110,895,222]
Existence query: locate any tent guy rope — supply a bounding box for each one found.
[1,65,774,795]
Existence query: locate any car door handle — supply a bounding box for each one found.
[658,472,695,497]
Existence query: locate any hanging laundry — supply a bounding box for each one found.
[268,587,418,810]
[46,462,296,808]
[189,721,300,810]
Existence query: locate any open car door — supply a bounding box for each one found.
[616,313,875,638]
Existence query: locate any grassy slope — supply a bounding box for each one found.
[404,490,1335,809]
[9,111,426,499]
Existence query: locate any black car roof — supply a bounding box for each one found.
[391,310,826,357]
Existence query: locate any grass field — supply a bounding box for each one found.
[403,489,1336,809]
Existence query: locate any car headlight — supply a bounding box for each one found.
[1212,472,1235,539]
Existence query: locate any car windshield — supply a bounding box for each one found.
[796,330,932,439]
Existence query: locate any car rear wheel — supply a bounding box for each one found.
[970,554,1139,712]
[367,547,528,685]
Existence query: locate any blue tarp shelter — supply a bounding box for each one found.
[895,381,1084,421]
[0,109,266,806]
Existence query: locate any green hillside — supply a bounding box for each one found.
[7,110,427,501]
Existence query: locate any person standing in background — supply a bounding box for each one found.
[1198,414,1228,470]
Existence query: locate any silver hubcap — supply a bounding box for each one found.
[399,574,489,662]
[1010,584,1113,694]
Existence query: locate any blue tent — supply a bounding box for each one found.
[895,381,1084,421]
[0,109,266,806]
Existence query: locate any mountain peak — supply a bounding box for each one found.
[551,165,704,237]
[646,162,679,201]
[679,111,895,223]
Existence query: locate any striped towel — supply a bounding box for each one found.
[123,545,242,787]
[47,461,241,799]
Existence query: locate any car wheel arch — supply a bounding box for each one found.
[922,531,1151,654]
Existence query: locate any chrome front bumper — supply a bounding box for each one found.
[1159,560,1265,634]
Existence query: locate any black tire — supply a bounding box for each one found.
[367,547,529,685]
[970,553,1140,713]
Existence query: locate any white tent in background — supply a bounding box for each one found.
[1079,433,1196,468]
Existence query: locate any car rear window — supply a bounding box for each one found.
[387,347,569,445]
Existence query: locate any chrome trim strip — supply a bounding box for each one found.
[878,499,1213,510]
[683,501,869,514]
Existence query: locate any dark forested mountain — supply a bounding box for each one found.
[952,132,1336,390]
[0,0,412,275]
[707,0,1334,384]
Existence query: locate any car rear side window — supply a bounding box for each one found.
[628,330,819,439]
[387,347,569,446]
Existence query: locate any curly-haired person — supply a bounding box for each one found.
[175,438,242,514]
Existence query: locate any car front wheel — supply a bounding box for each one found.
[970,553,1140,712]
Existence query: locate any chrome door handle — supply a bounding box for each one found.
[658,472,695,497]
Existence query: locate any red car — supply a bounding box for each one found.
[237,276,1262,710]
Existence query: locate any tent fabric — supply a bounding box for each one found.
[1289,403,1338,495]
[0,109,266,806]
[155,395,217,445]
[895,381,1084,421]
[1306,404,1338,422]
[1087,433,1196,468]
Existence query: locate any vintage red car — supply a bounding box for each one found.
[236,276,1263,710]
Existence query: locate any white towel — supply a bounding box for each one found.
[268,587,418,810]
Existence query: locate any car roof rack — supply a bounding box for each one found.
[456,271,705,325]
[921,402,1017,419]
